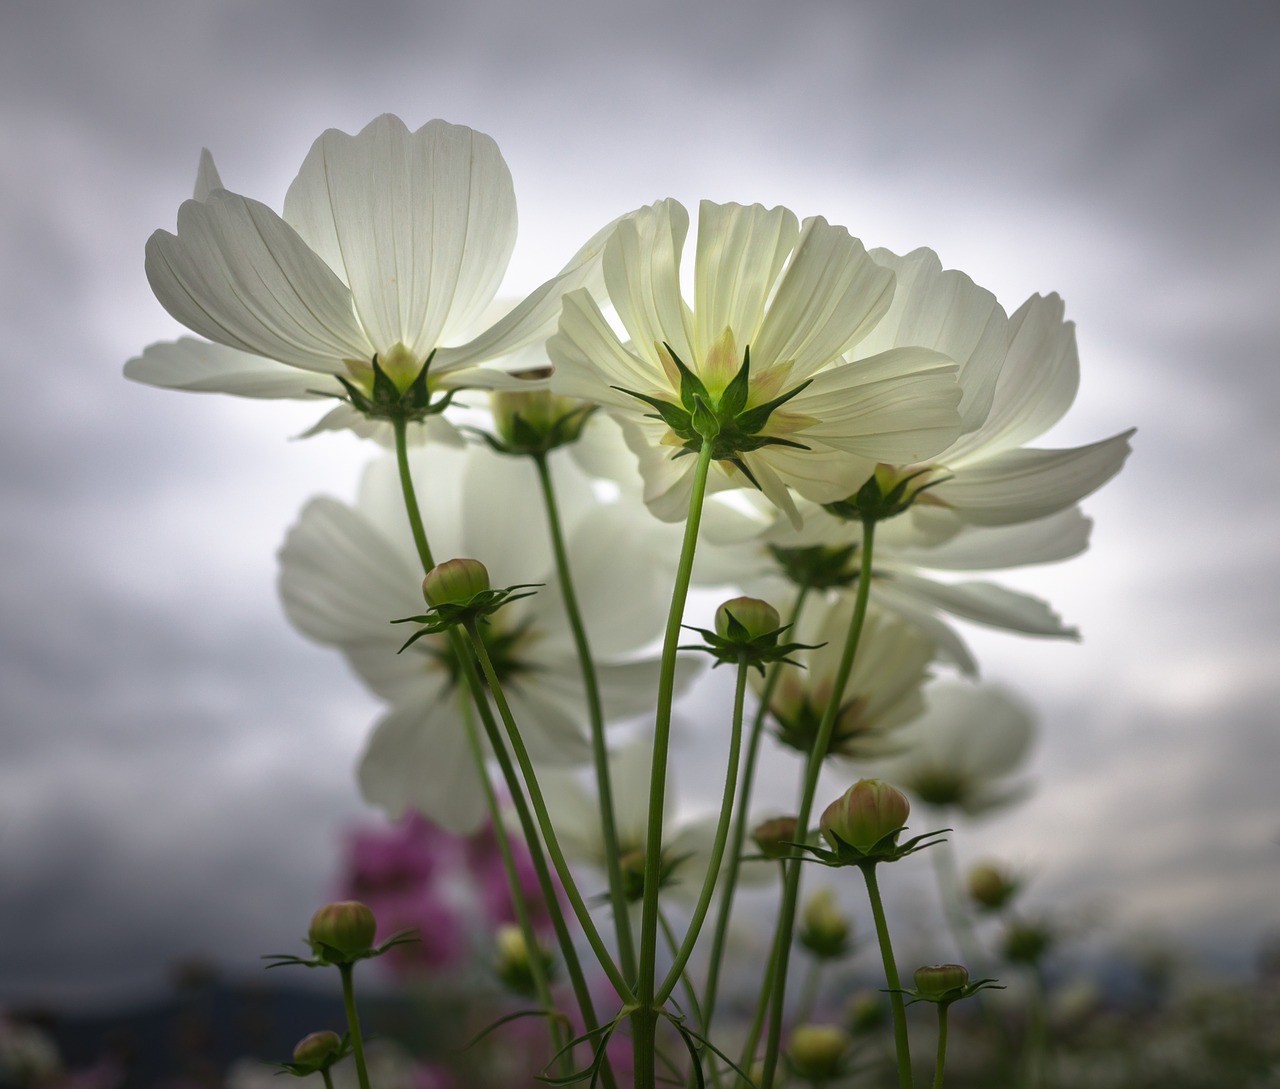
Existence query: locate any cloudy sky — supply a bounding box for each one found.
[2,0,1277,1008]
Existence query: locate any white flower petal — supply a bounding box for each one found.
[146,191,369,372]
[547,290,658,410]
[692,202,798,361]
[283,115,516,358]
[794,349,962,463]
[935,430,1135,525]
[125,337,327,399]
[883,573,1077,638]
[870,584,980,675]
[603,199,695,371]
[357,700,489,833]
[953,293,1080,459]
[193,149,224,201]
[753,217,895,378]
[881,506,1092,570]
[860,247,1007,436]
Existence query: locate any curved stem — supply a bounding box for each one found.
[657,654,747,1003]
[735,861,788,1081]
[338,964,372,1089]
[700,587,811,1034]
[393,417,435,569]
[460,618,633,1002]
[863,865,913,1089]
[932,1003,949,1089]
[634,441,716,1089]
[533,453,636,983]
[320,1068,335,1089]
[458,699,568,1072]
[758,519,878,1089]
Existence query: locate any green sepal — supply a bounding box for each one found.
[890,977,1006,1008]
[469,403,599,458]
[678,620,822,677]
[392,584,542,650]
[794,826,952,869]
[824,466,952,524]
[262,927,420,970]
[311,349,460,424]
[768,543,861,590]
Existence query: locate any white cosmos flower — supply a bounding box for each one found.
[546,199,964,525]
[867,682,1037,817]
[277,442,678,833]
[850,249,1133,528]
[128,115,618,440]
[760,596,936,762]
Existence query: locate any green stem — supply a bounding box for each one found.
[700,587,811,1035]
[458,699,568,1073]
[758,519,878,1089]
[320,1068,335,1089]
[735,861,788,1081]
[390,418,612,1085]
[635,441,716,1089]
[863,864,913,1089]
[1022,963,1050,1089]
[338,964,372,1089]
[533,453,636,983]
[460,619,633,1002]
[932,1003,949,1089]
[657,653,747,1004]
[793,955,823,1028]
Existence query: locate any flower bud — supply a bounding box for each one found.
[786,1024,850,1082]
[751,816,799,860]
[967,861,1018,911]
[798,887,850,959]
[308,900,377,959]
[490,388,591,453]
[423,558,490,606]
[493,924,554,997]
[819,779,909,852]
[1002,920,1053,965]
[291,1030,343,1071]
[913,963,970,997]
[846,989,886,1034]
[715,596,780,640]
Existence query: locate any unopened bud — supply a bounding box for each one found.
[846,989,886,1034]
[967,861,1018,911]
[798,887,850,959]
[291,1030,343,1071]
[308,900,376,959]
[787,1024,850,1081]
[751,816,799,860]
[493,924,554,997]
[913,963,970,997]
[423,558,490,606]
[1002,920,1053,965]
[715,596,780,640]
[819,779,910,852]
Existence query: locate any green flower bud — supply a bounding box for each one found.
[751,816,799,860]
[786,1024,850,1082]
[846,989,887,1034]
[1002,920,1053,965]
[967,861,1018,911]
[819,779,910,852]
[422,558,491,606]
[493,924,554,997]
[489,388,594,454]
[308,900,376,959]
[291,1030,344,1072]
[798,887,851,959]
[715,596,781,640]
[913,963,970,997]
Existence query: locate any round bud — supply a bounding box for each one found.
[751,816,799,860]
[423,558,490,606]
[846,989,886,1034]
[292,1030,343,1070]
[799,887,850,959]
[786,1024,850,1081]
[715,596,780,640]
[308,900,376,958]
[967,861,1018,911]
[819,779,910,851]
[1002,920,1053,965]
[913,963,970,997]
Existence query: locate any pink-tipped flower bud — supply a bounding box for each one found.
[751,816,799,859]
[291,1030,343,1071]
[308,900,376,959]
[715,596,780,640]
[423,558,490,606]
[786,1024,850,1082]
[819,779,910,851]
[913,963,970,997]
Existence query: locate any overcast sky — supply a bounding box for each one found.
[2,0,1278,1008]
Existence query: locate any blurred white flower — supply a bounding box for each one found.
[547,199,963,524]
[868,682,1037,816]
[761,596,936,761]
[277,443,678,832]
[127,115,616,440]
